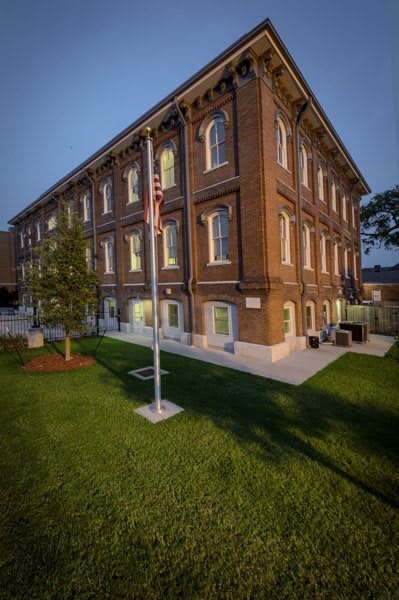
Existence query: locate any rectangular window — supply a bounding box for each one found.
[36,221,41,242]
[165,226,177,266]
[47,215,56,230]
[130,234,141,271]
[168,304,179,328]
[19,230,24,248]
[283,308,291,335]
[27,225,32,246]
[214,306,229,335]
[306,305,313,330]
[342,195,347,222]
[212,213,229,262]
[334,243,339,276]
[303,227,311,268]
[83,194,91,222]
[105,241,114,273]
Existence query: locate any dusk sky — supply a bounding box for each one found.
[0,0,397,267]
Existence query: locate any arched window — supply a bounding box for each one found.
[161,145,175,190]
[283,301,295,337]
[280,212,291,264]
[128,231,141,271]
[163,222,178,267]
[128,165,139,204]
[82,192,91,222]
[207,116,226,169]
[102,179,112,214]
[305,301,316,331]
[300,145,308,186]
[303,224,311,268]
[331,181,337,212]
[320,233,328,273]
[317,167,325,202]
[322,300,331,326]
[276,119,288,168]
[209,210,229,263]
[104,239,114,273]
[344,248,349,277]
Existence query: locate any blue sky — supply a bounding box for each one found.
[0,0,397,267]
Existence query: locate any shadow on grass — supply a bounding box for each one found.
[85,337,399,511]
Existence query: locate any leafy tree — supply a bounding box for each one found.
[28,203,99,361]
[360,185,399,254]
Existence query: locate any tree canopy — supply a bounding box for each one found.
[28,203,99,360]
[360,185,399,254]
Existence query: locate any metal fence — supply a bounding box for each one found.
[0,308,120,341]
[345,305,399,336]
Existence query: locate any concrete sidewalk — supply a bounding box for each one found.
[105,331,395,385]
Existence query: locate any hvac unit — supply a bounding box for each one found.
[332,329,352,347]
[339,321,368,343]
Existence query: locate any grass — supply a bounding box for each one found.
[0,337,398,599]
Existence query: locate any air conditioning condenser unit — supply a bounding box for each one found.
[332,329,352,347]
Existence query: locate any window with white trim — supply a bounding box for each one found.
[305,301,315,331]
[322,300,331,326]
[27,225,32,247]
[104,239,114,273]
[103,179,112,214]
[128,165,139,204]
[342,193,347,221]
[317,167,325,202]
[283,303,294,336]
[209,211,229,263]
[163,223,178,267]
[352,203,356,228]
[331,181,337,212]
[47,214,56,231]
[280,212,291,264]
[19,229,24,248]
[168,303,179,328]
[320,233,327,273]
[300,145,308,186]
[36,220,41,242]
[161,145,175,190]
[207,117,226,169]
[276,119,288,168]
[83,192,91,222]
[334,242,339,276]
[303,224,311,268]
[129,231,141,271]
[344,248,349,277]
[213,305,229,335]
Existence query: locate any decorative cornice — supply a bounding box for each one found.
[276,179,296,203]
[193,178,240,203]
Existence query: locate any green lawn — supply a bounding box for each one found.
[1,338,398,599]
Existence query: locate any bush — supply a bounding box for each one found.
[0,334,28,352]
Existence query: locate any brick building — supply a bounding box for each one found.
[0,231,16,304]
[8,18,369,361]
[362,264,399,305]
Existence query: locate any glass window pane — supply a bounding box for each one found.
[209,123,217,147]
[216,120,225,143]
[211,146,218,168]
[218,141,226,165]
[214,306,229,335]
[168,304,179,328]
[220,213,228,237]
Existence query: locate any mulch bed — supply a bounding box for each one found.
[24,353,96,373]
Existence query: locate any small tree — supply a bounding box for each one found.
[360,185,399,254]
[28,202,99,361]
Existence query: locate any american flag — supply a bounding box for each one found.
[144,174,164,235]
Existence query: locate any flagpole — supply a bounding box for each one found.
[145,128,162,414]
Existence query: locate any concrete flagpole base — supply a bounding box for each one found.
[135,399,184,423]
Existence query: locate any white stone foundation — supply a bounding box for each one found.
[234,340,290,363]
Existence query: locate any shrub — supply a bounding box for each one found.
[0,334,28,352]
[385,341,399,362]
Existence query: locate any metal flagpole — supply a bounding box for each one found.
[145,128,162,413]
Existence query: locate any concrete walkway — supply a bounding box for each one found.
[105,331,395,385]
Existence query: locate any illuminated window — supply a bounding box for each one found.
[214,306,229,335]
[168,303,179,328]
[277,119,288,168]
[300,145,308,186]
[210,211,229,262]
[104,239,114,273]
[207,117,226,169]
[128,165,139,204]
[280,212,291,264]
[163,223,177,267]
[129,232,141,271]
[161,145,175,189]
[283,303,294,336]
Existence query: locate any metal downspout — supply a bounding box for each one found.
[174,98,195,345]
[295,97,312,345]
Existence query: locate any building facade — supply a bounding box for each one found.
[0,231,16,305]
[9,19,369,361]
[362,265,399,305]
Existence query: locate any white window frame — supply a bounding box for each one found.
[331,181,337,212]
[83,193,91,222]
[300,145,308,186]
[206,116,227,170]
[27,225,32,247]
[161,145,175,190]
[167,301,180,329]
[334,242,339,276]
[276,119,288,169]
[280,212,291,264]
[303,224,311,269]
[163,223,178,268]
[36,220,41,242]
[305,301,315,331]
[342,194,347,222]
[103,180,112,214]
[19,230,24,248]
[344,248,349,277]
[208,210,230,265]
[320,234,328,273]
[47,214,56,231]
[352,203,356,228]
[283,303,294,337]
[322,300,331,326]
[213,304,231,336]
[104,239,114,274]
[129,232,141,272]
[317,167,325,202]
[127,165,139,204]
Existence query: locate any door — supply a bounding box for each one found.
[131,300,144,334]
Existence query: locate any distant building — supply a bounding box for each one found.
[0,231,16,306]
[362,264,399,305]
[8,18,369,361]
